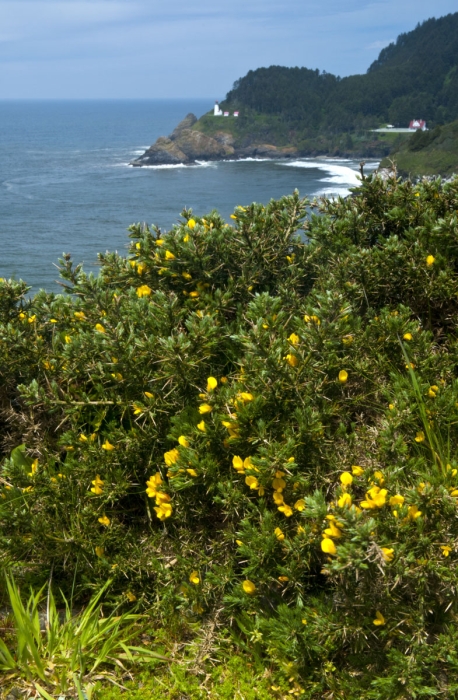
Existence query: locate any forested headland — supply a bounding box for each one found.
[193,12,458,167]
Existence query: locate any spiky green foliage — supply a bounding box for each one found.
[1,178,458,697]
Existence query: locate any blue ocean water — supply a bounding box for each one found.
[0,100,376,292]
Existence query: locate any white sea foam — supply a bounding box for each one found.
[282,160,361,186]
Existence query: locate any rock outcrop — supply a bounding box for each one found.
[130,113,299,166]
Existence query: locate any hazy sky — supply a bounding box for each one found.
[0,0,456,99]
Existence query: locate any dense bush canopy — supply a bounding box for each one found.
[2,175,458,697]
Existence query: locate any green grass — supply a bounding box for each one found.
[97,655,280,700]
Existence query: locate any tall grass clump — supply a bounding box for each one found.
[1,175,458,697]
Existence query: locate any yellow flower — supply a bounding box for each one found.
[360,486,387,509]
[389,403,395,410]
[381,547,394,562]
[28,459,39,477]
[285,353,299,367]
[236,539,243,546]
[98,515,110,527]
[242,580,256,595]
[154,502,173,520]
[165,250,176,260]
[187,219,196,229]
[220,376,228,384]
[403,332,413,341]
[352,466,364,476]
[374,470,385,484]
[28,315,36,323]
[301,619,307,625]
[294,499,305,511]
[111,372,123,381]
[164,448,179,466]
[278,504,293,517]
[126,591,137,602]
[245,475,259,490]
[340,471,353,487]
[182,272,192,281]
[278,576,289,582]
[50,318,58,323]
[238,392,254,403]
[136,284,152,298]
[95,323,105,333]
[406,362,415,370]
[323,521,342,538]
[338,370,348,383]
[441,545,452,557]
[183,234,190,242]
[95,546,104,558]
[199,403,212,414]
[232,455,245,473]
[274,527,285,541]
[197,420,206,432]
[426,255,435,267]
[90,475,104,495]
[428,387,437,398]
[133,404,143,415]
[185,468,197,477]
[373,611,385,626]
[189,290,199,298]
[189,570,200,585]
[230,214,237,220]
[155,238,164,246]
[338,492,352,508]
[415,431,425,443]
[389,494,405,507]
[137,262,146,275]
[18,312,26,320]
[273,491,284,505]
[144,391,154,399]
[272,477,286,491]
[407,504,422,520]
[207,376,218,391]
[321,538,337,555]
[146,472,162,498]
[178,436,190,448]
[102,440,115,451]
[64,335,72,344]
[74,311,86,320]
[288,333,300,346]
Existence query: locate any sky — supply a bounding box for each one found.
[0,0,457,99]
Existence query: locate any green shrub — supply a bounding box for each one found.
[1,177,458,696]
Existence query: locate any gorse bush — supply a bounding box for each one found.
[1,176,458,697]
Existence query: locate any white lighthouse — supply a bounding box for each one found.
[214,101,223,116]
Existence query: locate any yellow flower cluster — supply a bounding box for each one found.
[146,471,172,520]
[90,475,104,495]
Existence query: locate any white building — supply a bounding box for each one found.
[214,101,223,116]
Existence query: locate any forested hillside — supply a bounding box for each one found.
[223,13,458,134]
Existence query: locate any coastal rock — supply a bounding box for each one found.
[169,113,198,140]
[130,115,298,166]
[174,129,230,160]
[131,137,189,166]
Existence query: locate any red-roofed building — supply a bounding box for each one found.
[409,119,427,131]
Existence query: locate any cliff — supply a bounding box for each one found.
[130,113,299,166]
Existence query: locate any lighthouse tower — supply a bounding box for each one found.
[214,101,223,116]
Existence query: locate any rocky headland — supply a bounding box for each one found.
[130,113,299,166]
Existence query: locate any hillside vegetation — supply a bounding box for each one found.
[2,175,458,697]
[381,120,458,177]
[223,13,458,134]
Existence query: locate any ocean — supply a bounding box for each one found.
[0,100,378,292]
